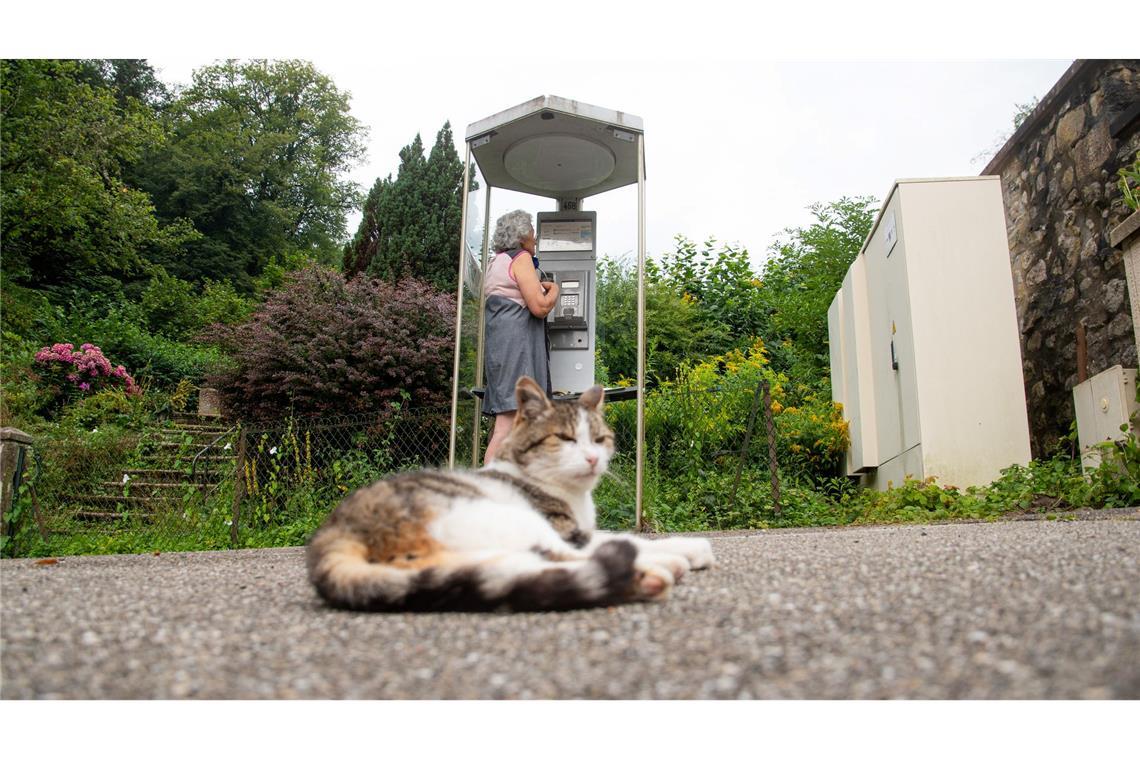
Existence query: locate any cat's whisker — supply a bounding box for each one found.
[601,470,628,487]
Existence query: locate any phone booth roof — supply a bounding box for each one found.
[465,95,644,200]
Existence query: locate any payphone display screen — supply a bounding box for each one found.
[538,220,593,252]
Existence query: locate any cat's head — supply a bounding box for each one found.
[496,376,615,489]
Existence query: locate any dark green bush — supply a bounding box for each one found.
[204,266,455,420]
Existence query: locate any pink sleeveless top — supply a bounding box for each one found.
[484,249,529,307]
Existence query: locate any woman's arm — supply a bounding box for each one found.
[512,255,560,318]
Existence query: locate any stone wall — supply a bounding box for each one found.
[986,60,1140,456]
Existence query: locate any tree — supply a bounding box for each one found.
[759,196,877,367]
[136,59,367,290]
[76,59,170,112]
[0,59,195,294]
[344,123,469,291]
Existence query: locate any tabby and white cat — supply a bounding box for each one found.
[307,376,713,612]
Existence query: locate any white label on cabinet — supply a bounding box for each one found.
[884,211,898,257]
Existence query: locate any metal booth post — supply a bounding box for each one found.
[635,131,646,530]
[446,143,471,470]
[448,96,647,530]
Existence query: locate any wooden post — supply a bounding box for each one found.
[730,382,764,511]
[1076,321,1089,384]
[762,380,781,515]
[231,427,247,548]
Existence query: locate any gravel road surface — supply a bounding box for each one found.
[3,512,1138,699]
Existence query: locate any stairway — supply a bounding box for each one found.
[72,413,237,522]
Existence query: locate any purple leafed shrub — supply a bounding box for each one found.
[204,266,456,420]
[33,343,140,397]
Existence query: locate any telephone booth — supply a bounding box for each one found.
[447,95,648,527]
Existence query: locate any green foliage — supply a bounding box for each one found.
[0,332,49,428]
[759,196,877,372]
[135,270,256,340]
[56,388,155,430]
[0,59,197,289]
[243,422,318,527]
[663,340,849,480]
[140,269,198,339]
[596,340,850,532]
[136,59,367,290]
[344,123,470,291]
[1086,429,1140,507]
[75,59,170,111]
[0,282,54,338]
[195,279,257,328]
[1011,97,1040,129]
[659,236,767,354]
[46,303,222,389]
[594,255,726,384]
[851,479,988,524]
[1118,151,1140,212]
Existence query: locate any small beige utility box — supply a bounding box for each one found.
[1072,365,1138,472]
[828,177,1032,490]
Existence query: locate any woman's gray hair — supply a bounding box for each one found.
[491,209,534,252]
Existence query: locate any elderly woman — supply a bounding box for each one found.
[482,209,560,463]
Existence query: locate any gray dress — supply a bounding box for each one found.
[483,295,551,415]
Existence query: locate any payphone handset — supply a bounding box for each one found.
[536,211,597,392]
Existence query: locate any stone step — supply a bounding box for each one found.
[150,437,232,448]
[98,480,222,496]
[170,411,226,425]
[68,494,165,509]
[144,439,235,464]
[120,468,224,483]
[142,451,234,462]
[74,510,135,523]
[153,426,231,437]
[168,421,231,431]
[72,507,161,524]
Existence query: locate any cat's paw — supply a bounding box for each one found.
[678,538,715,571]
[647,537,715,571]
[646,551,690,581]
[632,559,675,600]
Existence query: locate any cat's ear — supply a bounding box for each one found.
[579,385,604,413]
[515,376,550,420]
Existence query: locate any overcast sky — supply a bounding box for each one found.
[146,57,1071,268]
[12,1,1102,271]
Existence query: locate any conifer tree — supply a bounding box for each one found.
[344,123,470,291]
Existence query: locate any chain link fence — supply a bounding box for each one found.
[4,385,783,557]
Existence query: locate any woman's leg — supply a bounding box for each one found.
[484,410,517,464]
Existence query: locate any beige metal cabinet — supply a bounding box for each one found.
[1072,365,1139,471]
[828,177,1032,490]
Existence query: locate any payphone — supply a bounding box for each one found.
[537,210,596,393]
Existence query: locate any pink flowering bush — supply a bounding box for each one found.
[33,342,140,400]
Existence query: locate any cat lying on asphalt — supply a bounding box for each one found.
[307,376,714,611]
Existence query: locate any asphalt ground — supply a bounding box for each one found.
[2,511,1138,699]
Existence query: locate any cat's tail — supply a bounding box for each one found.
[307,534,644,612]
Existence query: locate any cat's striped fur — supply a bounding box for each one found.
[306,377,714,612]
